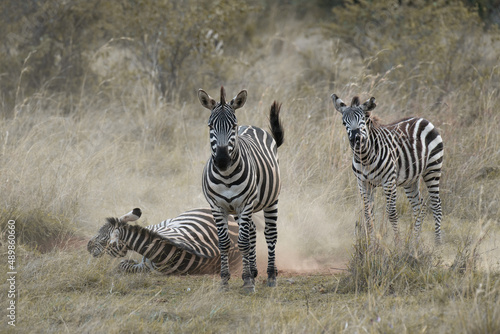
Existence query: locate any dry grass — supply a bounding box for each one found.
[3,242,500,333]
[1,4,500,333]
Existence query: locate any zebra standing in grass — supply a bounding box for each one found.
[87,208,241,275]
[331,94,443,245]
[198,87,284,292]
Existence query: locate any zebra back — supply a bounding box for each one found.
[379,117,443,185]
[146,208,239,259]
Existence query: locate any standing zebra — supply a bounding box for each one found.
[198,87,284,292]
[331,94,443,245]
[87,208,241,275]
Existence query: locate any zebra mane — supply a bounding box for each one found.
[220,86,226,105]
[120,223,167,241]
[351,96,360,106]
[105,217,163,239]
[106,217,125,227]
[368,114,382,128]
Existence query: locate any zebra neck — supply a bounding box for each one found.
[351,140,372,159]
[352,129,377,162]
[119,224,177,262]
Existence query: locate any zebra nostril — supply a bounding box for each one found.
[350,129,361,143]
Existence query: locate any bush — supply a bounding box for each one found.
[0,0,255,113]
[0,207,75,252]
[324,0,500,112]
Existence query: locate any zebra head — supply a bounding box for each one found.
[198,87,247,171]
[87,208,142,258]
[331,94,376,149]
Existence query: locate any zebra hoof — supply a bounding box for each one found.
[267,278,277,287]
[242,278,255,293]
[242,285,255,294]
[219,275,230,291]
[435,235,443,247]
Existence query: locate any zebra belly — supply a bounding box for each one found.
[396,174,421,187]
[353,154,425,188]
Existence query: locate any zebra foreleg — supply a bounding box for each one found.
[383,182,400,245]
[248,221,258,279]
[118,258,151,273]
[263,202,278,287]
[359,182,375,242]
[213,211,232,288]
[237,208,256,292]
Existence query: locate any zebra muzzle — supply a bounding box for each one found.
[87,241,104,257]
[349,129,361,146]
[214,145,231,171]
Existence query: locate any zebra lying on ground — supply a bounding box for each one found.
[331,94,443,245]
[198,87,284,292]
[87,208,241,274]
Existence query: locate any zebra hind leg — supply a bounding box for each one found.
[264,202,279,287]
[423,170,443,245]
[404,183,426,246]
[248,221,258,279]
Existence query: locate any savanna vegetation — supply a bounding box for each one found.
[1,0,499,332]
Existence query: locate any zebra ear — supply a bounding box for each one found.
[361,97,376,112]
[119,208,142,223]
[331,94,347,114]
[230,90,247,110]
[198,89,216,110]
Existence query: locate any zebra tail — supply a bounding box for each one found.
[269,101,284,148]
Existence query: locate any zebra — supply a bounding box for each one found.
[198,87,284,292]
[87,208,241,275]
[331,94,443,245]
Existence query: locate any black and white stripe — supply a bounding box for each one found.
[332,94,443,244]
[87,208,240,275]
[198,87,284,291]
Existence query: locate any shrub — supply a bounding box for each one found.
[324,0,500,111]
[0,207,75,252]
[336,234,440,295]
